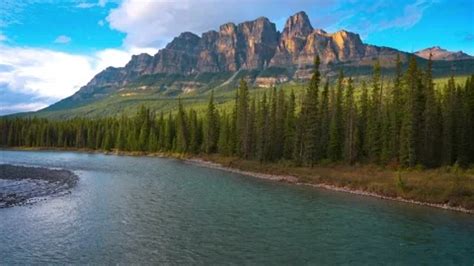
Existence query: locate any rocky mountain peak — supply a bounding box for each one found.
[125,53,153,73]
[282,11,313,37]
[219,22,237,34]
[166,32,201,51]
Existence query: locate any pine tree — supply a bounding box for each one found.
[268,87,278,161]
[302,56,321,165]
[454,84,469,166]
[257,93,270,162]
[390,54,403,161]
[247,97,257,159]
[283,90,296,160]
[319,81,330,159]
[176,99,189,152]
[366,60,383,163]
[236,79,250,158]
[164,112,175,151]
[466,75,474,164]
[422,54,440,166]
[157,112,166,150]
[218,111,231,155]
[400,56,420,167]
[204,90,219,153]
[328,69,344,162]
[187,109,200,153]
[228,93,239,155]
[344,77,357,164]
[102,129,113,151]
[380,99,392,164]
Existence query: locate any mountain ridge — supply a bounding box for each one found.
[415,46,473,61]
[43,11,474,115]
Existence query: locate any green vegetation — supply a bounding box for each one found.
[16,58,472,120]
[2,55,474,210]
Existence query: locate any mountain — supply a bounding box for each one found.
[45,12,406,109]
[415,46,473,61]
[37,11,474,117]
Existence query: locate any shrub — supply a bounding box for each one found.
[396,171,406,192]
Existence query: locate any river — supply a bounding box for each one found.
[0,150,473,264]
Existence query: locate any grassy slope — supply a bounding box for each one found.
[30,75,470,119]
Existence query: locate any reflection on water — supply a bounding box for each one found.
[0,150,473,264]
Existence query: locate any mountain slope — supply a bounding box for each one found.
[415,46,473,61]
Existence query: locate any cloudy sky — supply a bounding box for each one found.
[0,0,473,115]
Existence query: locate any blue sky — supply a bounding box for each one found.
[0,0,473,115]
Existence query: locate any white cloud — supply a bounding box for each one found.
[105,0,433,48]
[54,35,72,44]
[106,0,327,47]
[75,2,96,8]
[330,0,434,38]
[0,102,49,114]
[93,47,157,71]
[75,0,108,9]
[0,45,157,113]
[0,46,95,99]
[98,0,107,7]
[379,0,431,30]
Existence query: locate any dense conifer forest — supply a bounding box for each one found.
[2,55,474,169]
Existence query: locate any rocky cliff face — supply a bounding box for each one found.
[69,11,416,101]
[415,46,473,61]
[270,11,313,66]
[119,11,407,76]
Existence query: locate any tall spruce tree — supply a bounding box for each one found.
[366,60,383,163]
[284,90,296,160]
[343,77,357,164]
[302,56,321,165]
[176,99,189,152]
[400,56,420,167]
[422,54,440,166]
[204,90,219,153]
[319,81,330,159]
[390,54,404,162]
[328,69,344,162]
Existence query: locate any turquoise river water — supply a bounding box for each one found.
[0,150,473,264]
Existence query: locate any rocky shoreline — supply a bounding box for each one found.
[3,148,473,214]
[185,158,474,214]
[0,164,78,208]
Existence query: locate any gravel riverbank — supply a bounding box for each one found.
[0,164,78,208]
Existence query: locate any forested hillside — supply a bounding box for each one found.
[2,55,474,168]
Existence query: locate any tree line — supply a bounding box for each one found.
[1,55,474,168]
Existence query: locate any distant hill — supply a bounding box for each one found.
[415,46,473,61]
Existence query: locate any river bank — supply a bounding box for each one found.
[185,158,473,214]
[2,147,473,213]
[0,164,78,208]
